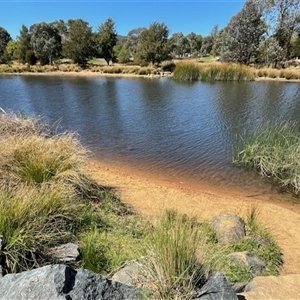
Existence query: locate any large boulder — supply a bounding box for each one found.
[211,214,245,244]
[226,251,266,277]
[0,264,142,300]
[194,272,238,300]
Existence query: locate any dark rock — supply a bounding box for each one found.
[226,251,266,277]
[0,264,142,299]
[194,272,238,300]
[211,214,246,244]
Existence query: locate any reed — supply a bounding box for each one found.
[199,63,255,81]
[233,121,300,195]
[173,61,200,81]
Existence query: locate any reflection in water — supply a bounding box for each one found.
[0,75,300,199]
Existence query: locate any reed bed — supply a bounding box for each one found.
[233,121,300,195]
[199,63,255,81]
[173,61,200,81]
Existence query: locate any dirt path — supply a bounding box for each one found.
[84,158,300,276]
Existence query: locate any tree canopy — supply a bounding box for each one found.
[96,18,117,65]
[134,22,171,65]
[0,27,11,63]
[63,19,93,67]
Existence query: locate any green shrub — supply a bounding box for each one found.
[161,60,176,72]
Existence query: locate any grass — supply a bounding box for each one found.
[233,121,300,195]
[0,111,146,274]
[139,210,204,299]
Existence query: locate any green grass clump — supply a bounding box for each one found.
[233,121,300,195]
[0,112,146,274]
[173,62,200,82]
[139,209,204,299]
[199,63,255,81]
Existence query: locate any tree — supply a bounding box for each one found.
[4,40,18,62]
[30,22,62,65]
[96,18,117,65]
[221,0,266,65]
[263,0,300,61]
[186,32,202,57]
[200,25,219,56]
[63,19,93,67]
[0,27,11,63]
[134,22,171,65]
[118,39,132,63]
[15,25,32,64]
[169,32,190,58]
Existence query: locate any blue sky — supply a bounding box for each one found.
[1,0,245,39]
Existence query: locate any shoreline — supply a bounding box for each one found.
[84,157,300,275]
[1,70,300,82]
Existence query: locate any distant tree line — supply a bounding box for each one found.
[0,0,300,68]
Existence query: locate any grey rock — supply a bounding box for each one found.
[226,251,266,277]
[194,272,238,300]
[211,214,246,245]
[50,243,80,263]
[0,264,142,300]
[111,260,143,286]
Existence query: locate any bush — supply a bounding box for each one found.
[161,60,176,72]
[25,50,37,66]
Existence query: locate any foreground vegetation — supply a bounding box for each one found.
[233,121,300,195]
[0,113,282,298]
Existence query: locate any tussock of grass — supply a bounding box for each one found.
[139,210,204,299]
[233,121,300,195]
[199,63,255,81]
[0,112,145,274]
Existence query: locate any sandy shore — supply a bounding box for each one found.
[84,158,300,276]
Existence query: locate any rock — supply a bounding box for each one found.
[226,251,266,277]
[239,274,300,300]
[50,243,80,263]
[111,260,143,286]
[194,272,238,300]
[211,214,246,244]
[0,264,142,300]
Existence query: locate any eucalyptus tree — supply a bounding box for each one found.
[63,19,93,67]
[200,25,218,56]
[186,32,202,57]
[95,18,117,65]
[30,22,62,65]
[263,0,300,60]
[117,39,132,63]
[0,27,11,63]
[221,0,267,65]
[134,21,171,65]
[169,32,190,57]
[15,25,32,64]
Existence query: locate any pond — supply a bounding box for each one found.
[1,75,300,198]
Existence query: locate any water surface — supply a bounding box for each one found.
[1,75,300,197]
